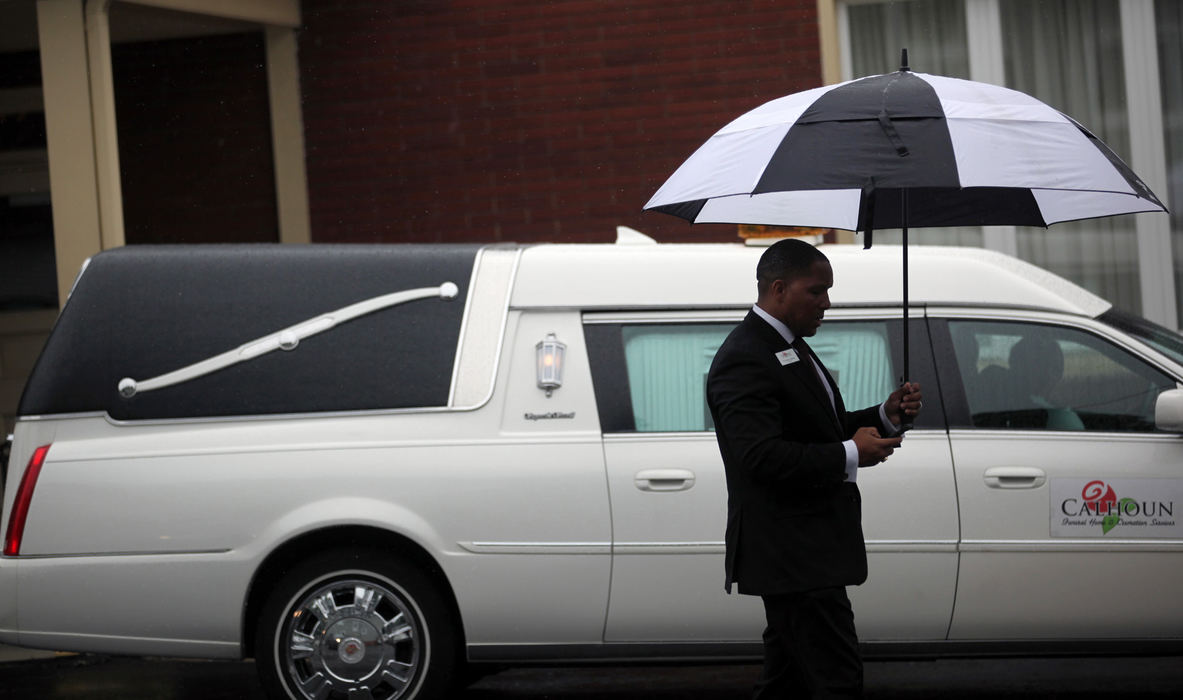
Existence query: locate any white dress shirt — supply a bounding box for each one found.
[752,305,897,482]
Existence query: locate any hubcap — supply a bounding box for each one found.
[280,576,423,700]
[338,636,366,665]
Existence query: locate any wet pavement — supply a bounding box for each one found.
[0,653,1180,699]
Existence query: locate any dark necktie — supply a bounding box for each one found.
[792,336,837,417]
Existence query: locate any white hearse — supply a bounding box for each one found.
[2,237,1182,699]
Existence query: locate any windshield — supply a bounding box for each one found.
[1100,308,1183,367]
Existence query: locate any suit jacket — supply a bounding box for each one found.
[707,310,885,595]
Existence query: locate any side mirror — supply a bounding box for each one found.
[1155,388,1183,432]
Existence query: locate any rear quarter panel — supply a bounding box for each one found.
[4,308,613,655]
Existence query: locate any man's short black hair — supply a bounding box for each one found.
[756,238,829,296]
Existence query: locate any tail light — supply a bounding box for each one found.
[4,444,51,557]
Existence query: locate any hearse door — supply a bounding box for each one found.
[586,311,959,645]
[585,312,763,644]
[934,315,1183,640]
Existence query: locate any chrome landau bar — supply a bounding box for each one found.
[117,282,459,398]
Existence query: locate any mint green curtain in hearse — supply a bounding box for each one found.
[619,322,895,432]
[622,325,730,432]
[810,322,895,412]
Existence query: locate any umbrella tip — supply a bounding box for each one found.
[900,48,910,72]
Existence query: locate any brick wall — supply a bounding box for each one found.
[298,0,823,243]
[113,33,279,244]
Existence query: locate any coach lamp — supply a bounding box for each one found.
[536,333,566,397]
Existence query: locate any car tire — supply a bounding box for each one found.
[254,547,459,700]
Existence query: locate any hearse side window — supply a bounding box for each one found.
[587,319,904,433]
[18,245,479,420]
[948,320,1176,432]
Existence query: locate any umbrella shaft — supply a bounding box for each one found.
[902,189,909,385]
[900,190,913,433]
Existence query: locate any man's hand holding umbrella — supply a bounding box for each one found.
[886,381,923,428]
[853,381,921,466]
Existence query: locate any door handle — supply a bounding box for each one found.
[634,469,696,492]
[983,466,1047,489]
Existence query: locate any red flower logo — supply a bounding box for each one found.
[1082,480,1116,516]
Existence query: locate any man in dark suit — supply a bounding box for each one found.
[706,239,922,699]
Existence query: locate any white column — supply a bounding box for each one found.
[836,1,853,83]
[817,0,843,86]
[266,26,312,244]
[965,0,1005,85]
[37,0,108,304]
[966,0,1018,259]
[85,0,125,252]
[1121,0,1177,329]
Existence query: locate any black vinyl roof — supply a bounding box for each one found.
[19,244,480,420]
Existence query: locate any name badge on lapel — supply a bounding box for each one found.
[775,349,800,366]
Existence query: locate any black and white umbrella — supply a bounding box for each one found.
[644,52,1167,380]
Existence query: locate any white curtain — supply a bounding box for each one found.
[811,323,895,410]
[1001,0,1141,314]
[1157,0,1183,328]
[847,0,970,78]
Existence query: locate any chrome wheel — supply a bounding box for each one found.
[256,549,459,700]
[280,575,427,700]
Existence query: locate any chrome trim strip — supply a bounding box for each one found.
[3,548,232,560]
[460,540,959,556]
[16,630,241,655]
[38,434,604,463]
[602,430,947,441]
[581,307,910,324]
[66,256,92,302]
[582,310,746,324]
[464,539,1179,556]
[614,541,724,554]
[867,540,959,553]
[117,282,460,398]
[460,541,611,555]
[960,539,1183,552]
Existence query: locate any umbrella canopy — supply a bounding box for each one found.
[644,66,1166,234]
[645,56,1168,389]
